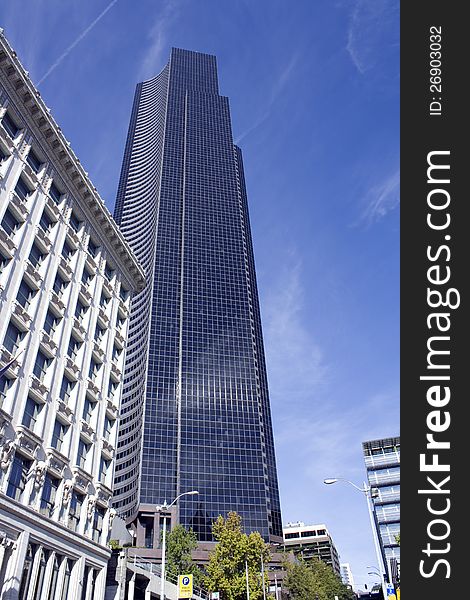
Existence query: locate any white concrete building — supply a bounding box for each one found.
[283,521,341,576]
[0,30,145,600]
[340,563,355,591]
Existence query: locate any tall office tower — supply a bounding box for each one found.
[0,32,144,599]
[362,436,400,584]
[113,48,282,542]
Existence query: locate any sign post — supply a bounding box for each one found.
[178,574,193,599]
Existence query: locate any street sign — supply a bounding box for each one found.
[386,583,397,600]
[178,574,193,598]
[210,593,220,600]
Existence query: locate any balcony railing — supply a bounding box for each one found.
[113,329,125,349]
[39,330,57,358]
[365,453,400,468]
[0,348,21,378]
[23,260,42,289]
[78,285,92,307]
[29,374,49,402]
[56,398,73,424]
[45,447,69,478]
[11,300,31,331]
[49,291,66,317]
[9,191,29,222]
[0,228,16,258]
[64,357,80,381]
[57,257,73,281]
[44,195,60,222]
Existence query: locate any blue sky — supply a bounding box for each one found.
[1,0,399,590]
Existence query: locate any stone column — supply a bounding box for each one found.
[68,556,85,600]
[1,530,29,600]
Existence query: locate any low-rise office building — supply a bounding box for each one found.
[0,30,145,600]
[282,521,341,576]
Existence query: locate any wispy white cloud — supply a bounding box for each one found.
[276,388,399,485]
[37,0,119,86]
[138,0,182,81]
[263,250,327,405]
[235,54,299,144]
[356,170,400,227]
[347,0,399,74]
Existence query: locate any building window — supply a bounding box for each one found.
[39,209,54,233]
[33,350,51,381]
[60,559,73,600]
[108,379,118,399]
[81,267,93,286]
[51,419,68,452]
[0,144,9,162]
[103,416,113,441]
[99,457,110,483]
[3,321,25,354]
[53,273,68,296]
[1,207,21,236]
[82,396,95,423]
[22,396,42,430]
[104,263,115,280]
[61,239,75,260]
[40,473,59,518]
[47,553,61,600]
[75,300,87,321]
[28,242,46,267]
[0,255,11,274]
[92,507,105,543]
[100,292,110,308]
[14,176,32,201]
[32,548,50,600]
[26,148,43,173]
[18,543,37,600]
[119,285,129,302]
[112,344,122,361]
[49,182,62,204]
[59,376,75,402]
[94,324,106,343]
[1,111,20,138]
[88,358,100,382]
[43,310,60,335]
[76,439,90,469]
[88,239,99,257]
[69,212,83,232]
[16,279,36,309]
[0,374,12,407]
[68,490,84,532]
[6,452,31,500]
[67,335,82,360]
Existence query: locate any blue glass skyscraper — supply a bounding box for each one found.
[113,48,282,541]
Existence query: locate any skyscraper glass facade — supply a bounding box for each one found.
[113,48,282,541]
[363,436,400,580]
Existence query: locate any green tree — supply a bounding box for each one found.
[164,524,202,584]
[204,512,271,600]
[283,556,356,600]
[395,532,400,546]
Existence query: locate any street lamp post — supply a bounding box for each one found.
[156,490,199,600]
[324,478,388,599]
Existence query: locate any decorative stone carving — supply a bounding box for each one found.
[62,480,73,507]
[87,495,96,520]
[1,439,16,471]
[108,508,117,529]
[33,460,47,490]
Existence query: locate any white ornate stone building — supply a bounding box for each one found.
[0,31,145,599]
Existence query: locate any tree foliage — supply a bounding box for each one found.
[164,524,202,584]
[283,556,356,600]
[204,511,272,600]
